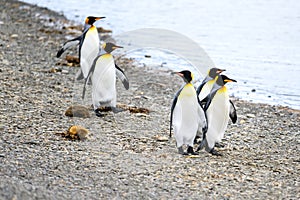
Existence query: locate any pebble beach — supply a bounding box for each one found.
[0,0,299,199]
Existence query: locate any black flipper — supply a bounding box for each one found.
[56,35,82,58]
[197,94,208,133]
[200,95,209,108]
[196,81,206,95]
[203,89,218,111]
[115,64,129,90]
[229,100,237,124]
[170,87,183,137]
[196,76,211,95]
[82,54,102,100]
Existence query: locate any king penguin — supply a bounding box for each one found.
[194,67,225,144]
[82,42,124,117]
[170,70,207,155]
[56,16,105,80]
[196,68,226,102]
[197,74,237,155]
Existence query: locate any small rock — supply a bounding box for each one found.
[2,59,10,65]
[0,123,4,131]
[239,119,246,124]
[247,162,257,167]
[186,155,200,158]
[49,67,61,73]
[251,89,256,92]
[246,113,256,118]
[155,135,169,141]
[61,69,69,74]
[38,36,46,41]
[10,34,18,38]
[141,95,151,99]
[135,113,148,118]
[238,115,247,119]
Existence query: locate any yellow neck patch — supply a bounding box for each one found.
[218,86,228,93]
[101,53,112,59]
[86,25,97,37]
[207,79,215,85]
[90,25,96,30]
[179,83,196,98]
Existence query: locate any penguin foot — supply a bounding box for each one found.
[214,142,225,148]
[178,147,186,155]
[187,146,198,155]
[94,109,105,117]
[196,142,205,152]
[209,148,222,156]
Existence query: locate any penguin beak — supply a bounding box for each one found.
[171,72,183,77]
[225,78,237,83]
[95,17,106,20]
[217,69,226,74]
[112,45,123,50]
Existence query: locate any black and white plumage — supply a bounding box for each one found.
[196,68,226,103]
[56,16,105,80]
[82,42,128,117]
[197,74,237,156]
[170,70,207,155]
[194,68,226,144]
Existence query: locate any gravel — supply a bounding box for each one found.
[0,0,299,199]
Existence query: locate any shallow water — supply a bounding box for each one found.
[22,0,300,109]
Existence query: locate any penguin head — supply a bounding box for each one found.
[102,42,123,53]
[85,16,106,25]
[175,70,194,83]
[216,74,237,86]
[208,68,226,78]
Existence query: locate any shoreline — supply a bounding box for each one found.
[19,0,300,111]
[0,0,299,199]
